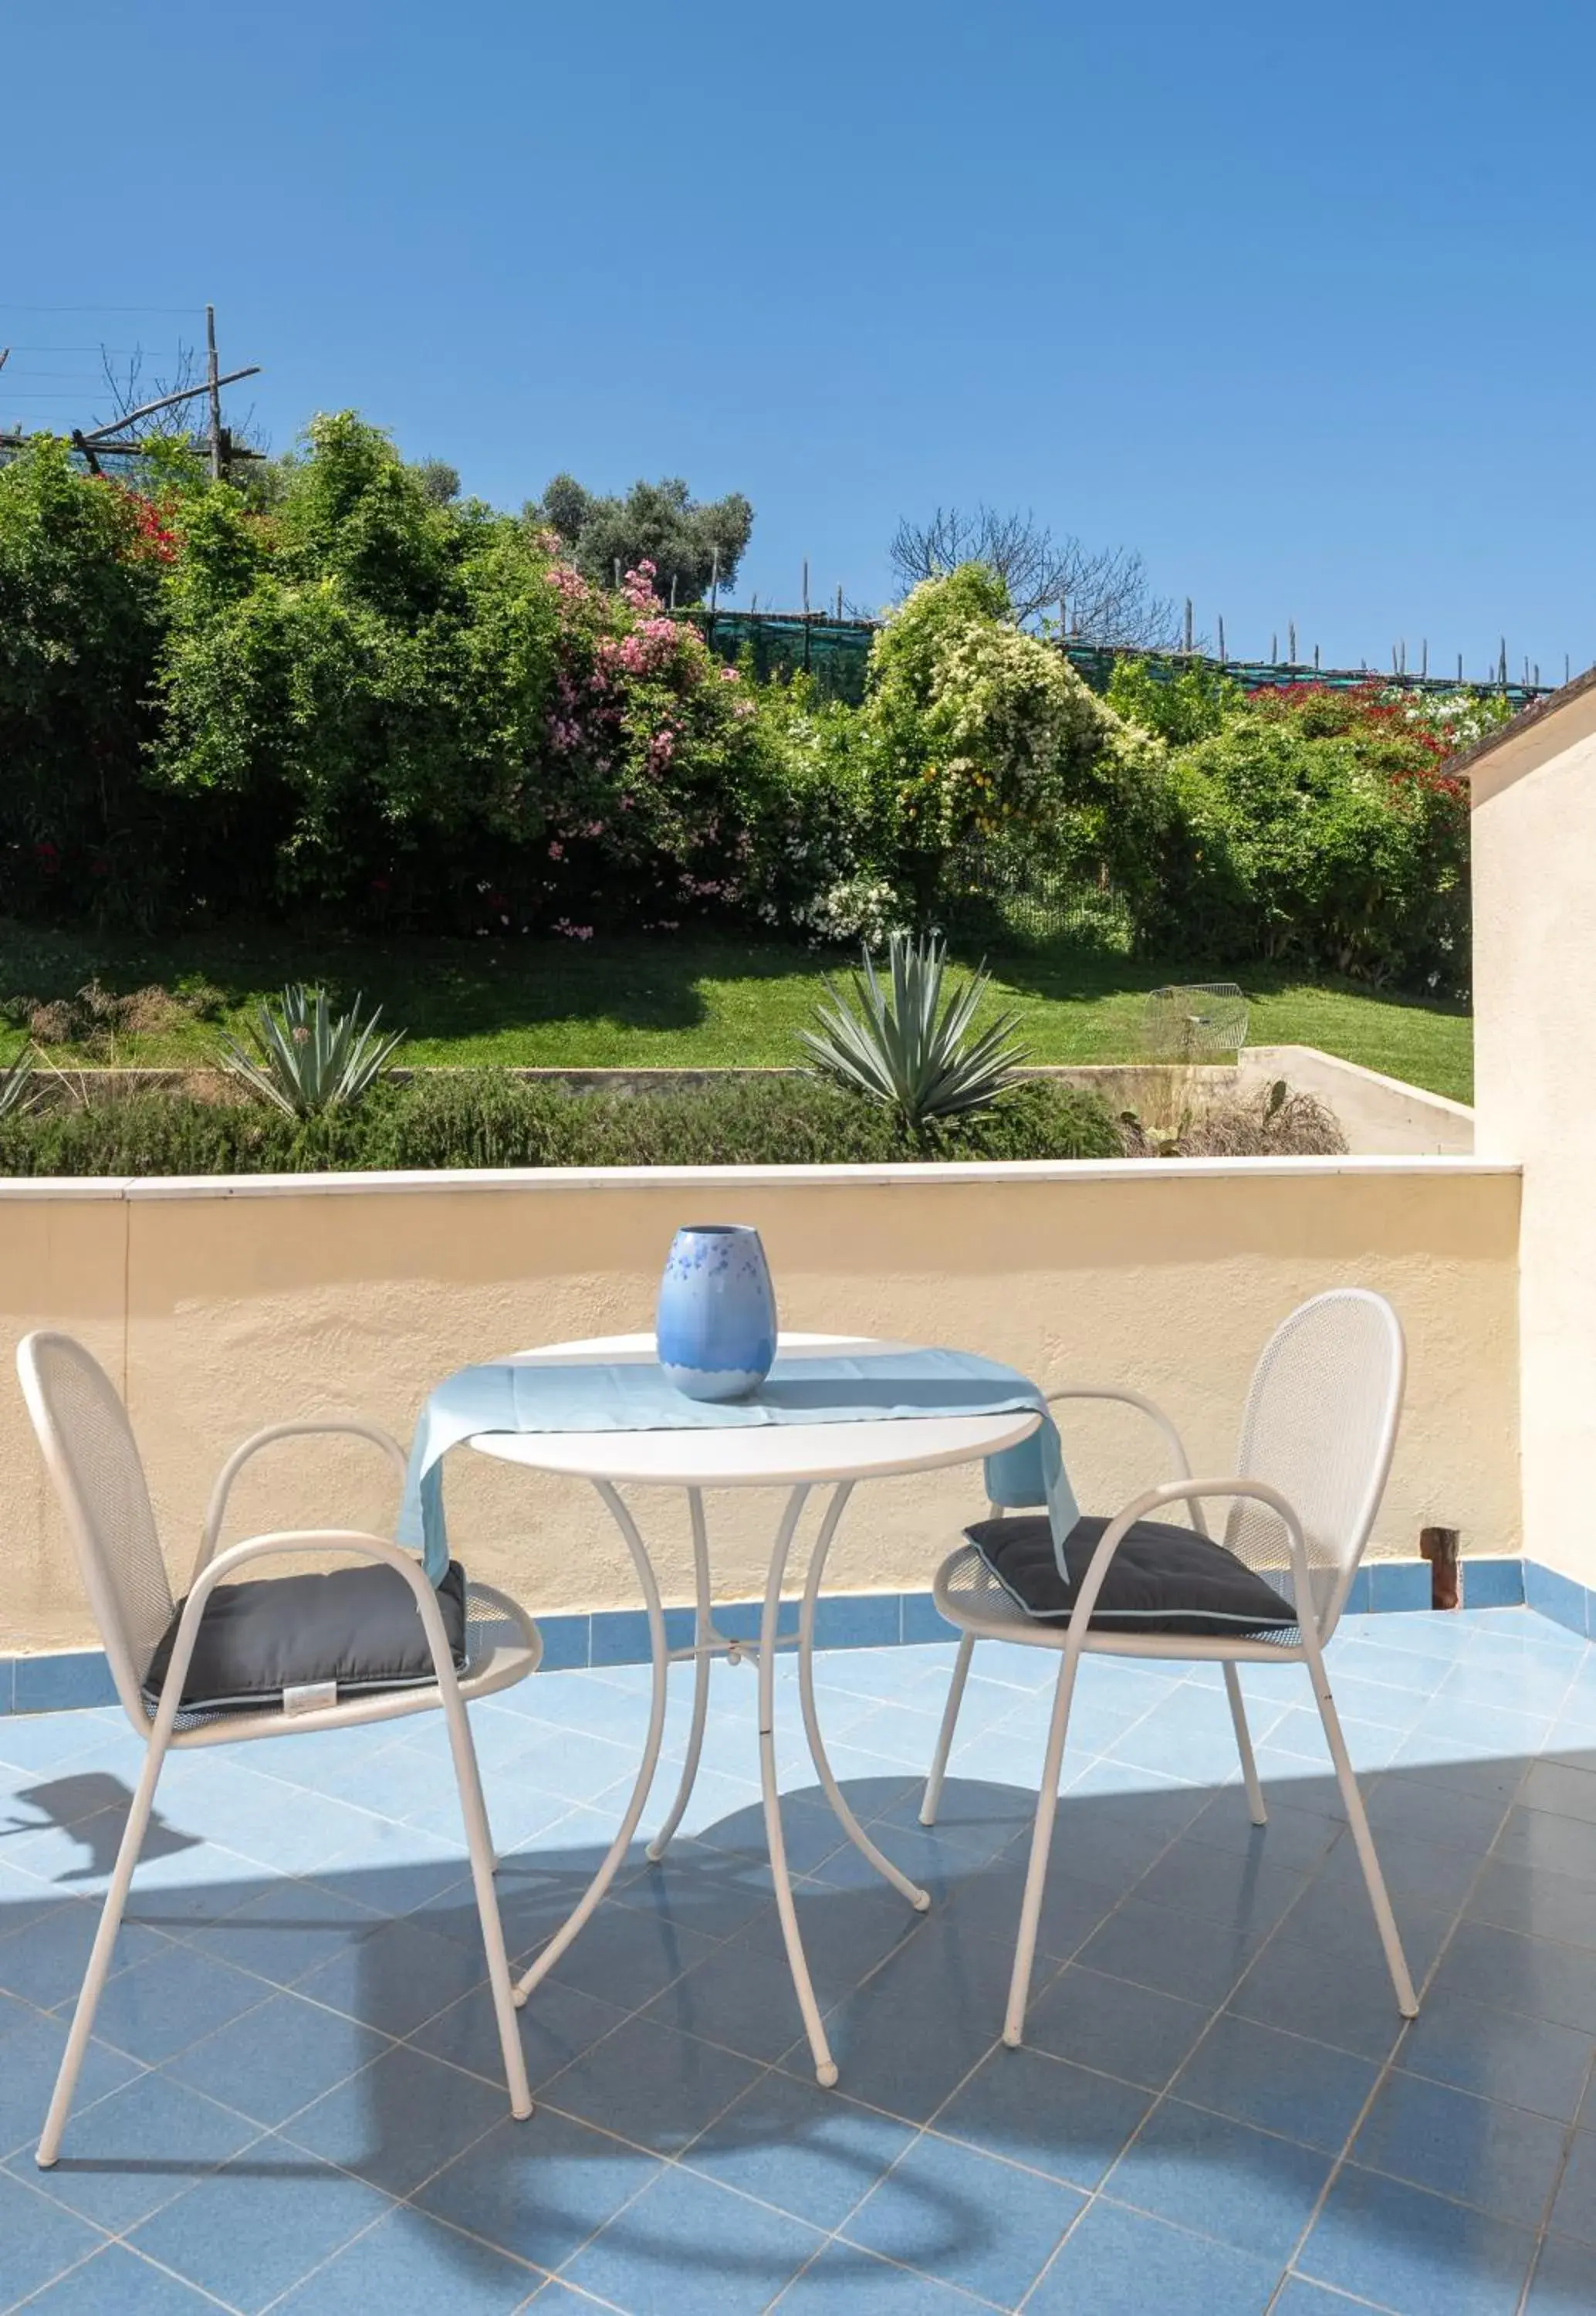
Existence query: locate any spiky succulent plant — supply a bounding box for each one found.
[219,984,404,1118]
[798,932,1027,1136]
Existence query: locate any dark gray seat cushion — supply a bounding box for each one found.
[143,1559,469,1715]
[966,1513,1297,1637]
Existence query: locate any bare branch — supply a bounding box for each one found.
[888,503,1177,646]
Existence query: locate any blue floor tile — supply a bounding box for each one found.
[161,1988,391,2127]
[841,2125,1081,2304]
[543,2013,762,2155]
[1022,1963,1209,2090]
[682,2067,913,2231]
[1528,2232,1596,2314]
[1433,1920,1596,2037]
[7,1617,1596,2316]
[1547,2126,1596,2245]
[563,2160,824,2314]
[772,2239,988,2310]
[1273,2281,1378,2314]
[932,2045,1151,2189]
[1105,2095,1332,2261]
[1351,2069,1569,2228]
[17,2243,225,2312]
[73,1940,270,2065]
[1172,2013,1379,2152]
[1074,1894,1266,2007]
[0,2006,141,2165]
[1026,2196,1280,2313]
[413,1974,625,2091]
[1397,1989,1596,2123]
[1301,2164,1538,2316]
[282,2041,509,2198]
[269,2203,539,2313]
[0,2166,109,2307]
[173,1874,380,1987]
[1227,1928,1411,2064]
[127,2140,394,2313]
[414,2105,662,2272]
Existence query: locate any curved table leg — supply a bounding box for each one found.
[796,1483,931,1913]
[513,1478,671,2007]
[648,1488,714,1864]
[759,1484,839,2087]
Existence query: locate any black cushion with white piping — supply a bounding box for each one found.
[965,1513,1297,1637]
[142,1559,470,1716]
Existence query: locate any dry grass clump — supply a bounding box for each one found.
[1121,1080,1347,1159]
[21,978,224,1054]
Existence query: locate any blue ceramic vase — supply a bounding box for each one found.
[656,1224,778,1401]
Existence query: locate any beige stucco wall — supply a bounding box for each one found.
[0,1158,1520,1659]
[1472,687,1596,1589]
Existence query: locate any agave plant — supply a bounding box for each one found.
[0,1041,40,1120]
[219,984,405,1118]
[799,933,1028,1135]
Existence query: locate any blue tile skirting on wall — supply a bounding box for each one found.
[0,1554,1539,1715]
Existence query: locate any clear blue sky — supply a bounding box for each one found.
[5,0,1591,679]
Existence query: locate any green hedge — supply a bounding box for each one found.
[0,1072,1123,1177]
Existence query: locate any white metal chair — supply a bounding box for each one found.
[17,1332,541,2166]
[920,1288,1418,2046]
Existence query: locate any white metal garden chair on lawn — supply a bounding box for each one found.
[920,1288,1419,2047]
[17,1332,542,2167]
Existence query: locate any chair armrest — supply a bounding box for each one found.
[194,1420,407,1586]
[1060,1475,1310,1643]
[1042,1383,1199,1528]
[154,1526,455,1742]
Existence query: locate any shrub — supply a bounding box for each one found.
[1128,682,1471,990]
[866,564,1142,920]
[0,1071,1123,1176]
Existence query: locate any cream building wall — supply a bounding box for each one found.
[1,1158,1520,1659]
[1471,679,1596,1592]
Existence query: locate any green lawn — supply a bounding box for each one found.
[0,920,1474,1103]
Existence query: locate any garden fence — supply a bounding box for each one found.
[685,610,1557,711]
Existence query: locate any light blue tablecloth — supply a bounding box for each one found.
[397,1348,1079,1585]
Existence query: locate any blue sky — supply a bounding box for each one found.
[4,0,1591,676]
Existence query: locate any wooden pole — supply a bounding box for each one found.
[709,549,719,618]
[1421,638,1428,679]
[1288,620,1297,664]
[205,303,222,479]
[78,364,259,444]
[1314,642,1320,670]
[802,557,810,616]
[835,584,843,620]
[1216,613,1226,662]
[1183,598,1193,654]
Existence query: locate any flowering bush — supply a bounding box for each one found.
[1131,682,1472,989]
[865,564,1138,916]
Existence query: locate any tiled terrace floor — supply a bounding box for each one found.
[5,1607,1596,2312]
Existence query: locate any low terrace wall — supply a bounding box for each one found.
[0,1156,1520,1659]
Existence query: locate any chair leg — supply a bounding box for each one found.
[438,1688,534,2119]
[920,1630,975,1827]
[37,1731,170,2168]
[1223,1662,1268,1827]
[1003,1647,1080,2048]
[1310,1668,1418,2017]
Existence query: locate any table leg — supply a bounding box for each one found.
[796,1482,932,1914]
[759,1483,839,2087]
[647,1487,714,1864]
[512,1478,671,2007]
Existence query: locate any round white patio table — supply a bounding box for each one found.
[467,1329,1040,2086]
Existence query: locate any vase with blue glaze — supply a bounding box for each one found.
[656,1224,778,1401]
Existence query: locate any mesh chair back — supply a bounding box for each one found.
[17,1332,172,1729]
[1223,1290,1405,1638]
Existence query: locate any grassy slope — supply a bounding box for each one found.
[0,922,1474,1103]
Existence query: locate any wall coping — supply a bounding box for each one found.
[0,1155,1522,1200]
